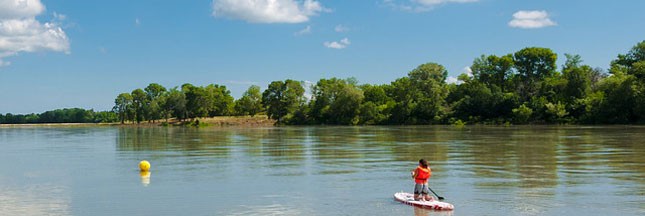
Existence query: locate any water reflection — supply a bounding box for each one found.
[113,126,645,188]
[140,171,151,186]
[413,207,453,216]
[108,126,645,215]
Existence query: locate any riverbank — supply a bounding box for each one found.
[0,116,276,127]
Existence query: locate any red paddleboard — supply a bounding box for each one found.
[393,192,454,211]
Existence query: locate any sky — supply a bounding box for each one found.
[1,0,644,114]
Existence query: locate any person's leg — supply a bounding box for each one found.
[422,184,431,201]
[413,184,422,201]
[424,194,433,201]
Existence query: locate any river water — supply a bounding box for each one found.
[0,126,643,215]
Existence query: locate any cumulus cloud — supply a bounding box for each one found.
[324,38,350,49]
[0,0,70,66]
[509,10,557,29]
[384,0,479,12]
[446,76,463,85]
[463,66,473,77]
[303,80,315,100]
[445,67,472,85]
[212,0,329,24]
[294,25,311,36]
[0,0,44,19]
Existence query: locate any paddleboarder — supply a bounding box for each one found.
[411,159,432,201]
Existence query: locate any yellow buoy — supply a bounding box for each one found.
[139,160,151,172]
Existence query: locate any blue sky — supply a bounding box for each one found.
[1,0,644,114]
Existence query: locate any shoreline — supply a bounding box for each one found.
[0,116,276,128]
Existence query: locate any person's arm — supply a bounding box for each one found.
[411,168,418,179]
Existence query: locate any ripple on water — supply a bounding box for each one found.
[0,184,70,216]
[218,204,313,216]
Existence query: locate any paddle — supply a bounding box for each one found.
[428,187,445,200]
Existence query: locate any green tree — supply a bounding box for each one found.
[594,71,636,123]
[309,78,364,125]
[558,54,599,120]
[563,62,591,100]
[359,84,393,124]
[205,84,235,116]
[592,41,645,123]
[262,79,305,124]
[545,102,569,123]
[235,85,263,116]
[512,104,533,124]
[471,54,514,90]
[449,79,506,123]
[164,87,187,121]
[388,77,414,124]
[182,84,211,119]
[513,47,558,100]
[389,63,449,124]
[144,83,167,122]
[94,111,118,123]
[113,93,133,124]
[612,40,645,71]
[131,89,147,124]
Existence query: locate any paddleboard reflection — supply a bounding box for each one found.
[414,207,453,216]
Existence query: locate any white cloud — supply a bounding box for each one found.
[0,0,44,19]
[303,80,314,100]
[0,0,69,66]
[52,12,65,21]
[212,0,329,24]
[294,25,311,36]
[463,66,472,77]
[135,18,141,26]
[446,76,463,85]
[384,0,478,12]
[324,37,350,49]
[509,10,557,29]
[334,24,349,32]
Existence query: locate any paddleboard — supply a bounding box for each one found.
[393,192,454,211]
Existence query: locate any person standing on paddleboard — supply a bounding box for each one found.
[411,159,432,201]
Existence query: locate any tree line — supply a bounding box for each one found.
[3,40,645,125]
[110,40,645,125]
[0,108,117,124]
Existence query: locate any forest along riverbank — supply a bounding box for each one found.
[0,116,276,127]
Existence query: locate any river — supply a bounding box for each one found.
[0,126,643,215]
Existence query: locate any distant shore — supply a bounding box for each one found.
[0,116,276,127]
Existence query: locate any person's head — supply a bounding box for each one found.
[419,159,428,168]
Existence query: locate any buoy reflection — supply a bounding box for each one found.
[140,171,151,186]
